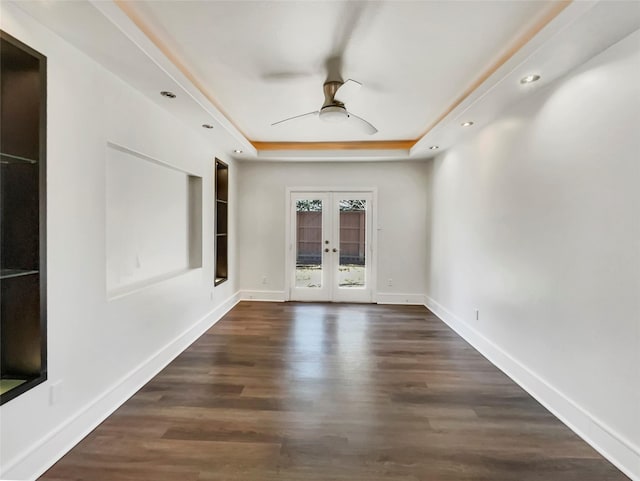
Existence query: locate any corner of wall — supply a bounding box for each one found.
[423,295,640,481]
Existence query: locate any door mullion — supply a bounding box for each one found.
[329,193,339,301]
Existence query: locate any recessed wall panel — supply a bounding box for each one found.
[106,144,202,297]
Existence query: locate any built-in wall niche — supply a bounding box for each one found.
[106,143,202,299]
[0,30,47,404]
[214,159,228,285]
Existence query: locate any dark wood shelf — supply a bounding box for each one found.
[0,375,45,404]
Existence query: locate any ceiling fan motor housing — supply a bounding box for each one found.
[320,81,349,122]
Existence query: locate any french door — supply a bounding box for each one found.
[288,191,374,303]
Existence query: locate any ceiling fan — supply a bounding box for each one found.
[271,79,378,135]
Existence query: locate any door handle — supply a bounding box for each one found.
[332,248,338,252]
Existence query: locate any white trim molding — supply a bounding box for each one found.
[239,290,286,302]
[2,291,242,481]
[377,292,426,305]
[424,294,640,481]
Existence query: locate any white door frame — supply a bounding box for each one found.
[284,186,378,302]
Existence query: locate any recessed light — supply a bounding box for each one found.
[233,149,243,154]
[202,124,214,129]
[461,121,474,127]
[520,74,541,84]
[160,91,176,98]
[429,145,439,150]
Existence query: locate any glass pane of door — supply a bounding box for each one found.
[338,199,366,288]
[295,199,323,288]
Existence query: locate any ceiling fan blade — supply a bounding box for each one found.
[334,79,362,103]
[262,71,314,82]
[271,111,319,126]
[347,111,378,135]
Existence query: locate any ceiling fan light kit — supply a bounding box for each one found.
[319,105,348,123]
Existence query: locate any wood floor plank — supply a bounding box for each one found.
[39,302,629,480]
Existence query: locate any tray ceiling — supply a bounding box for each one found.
[116,0,561,143]
[11,0,640,159]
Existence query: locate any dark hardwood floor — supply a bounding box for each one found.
[40,302,628,480]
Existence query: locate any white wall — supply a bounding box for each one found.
[0,5,239,479]
[426,30,640,479]
[237,161,431,303]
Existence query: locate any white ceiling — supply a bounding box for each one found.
[10,0,640,160]
[117,0,558,142]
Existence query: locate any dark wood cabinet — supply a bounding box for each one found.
[0,30,47,405]
[214,159,228,285]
